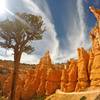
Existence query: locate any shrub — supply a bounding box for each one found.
[32,95,46,100]
[80,96,87,100]
[95,94,100,100]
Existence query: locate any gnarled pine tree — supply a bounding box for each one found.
[0,13,45,100]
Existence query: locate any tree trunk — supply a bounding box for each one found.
[10,50,21,100]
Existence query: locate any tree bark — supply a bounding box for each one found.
[10,49,21,100]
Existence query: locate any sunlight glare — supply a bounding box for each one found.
[0,0,7,15]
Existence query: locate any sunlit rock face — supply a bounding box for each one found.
[0,61,35,99]
[37,68,47,96]
[22,51,53,99]
[67,59,78,92]
[3,73,25,100]
[75,48,89,91]
[61,59,78,92]
[89,6,100,87]
[88,49,94,79]
[45,68,62,95]
[15,77,25,100]
[61,65,69,92]
[89,6,100,27]
[3,74,12,97]
[90,26,100,87]
[37,51,52,70]
[21,70,35,100]
[37,51,53,96]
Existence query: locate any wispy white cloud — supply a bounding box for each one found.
[0,0,60,64]
[55,0,90,62]
[20,0,60,64]
[0,0,91,64]
[67,0,86,52]
[0,48,14,61]
[21,53,39,64]
[62,0,88,59]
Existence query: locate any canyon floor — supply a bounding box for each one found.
[46,89,100,100]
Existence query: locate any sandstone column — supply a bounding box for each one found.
[89,6,100,87]
[75,48,89,91]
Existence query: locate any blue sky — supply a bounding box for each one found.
[0,0,100,64]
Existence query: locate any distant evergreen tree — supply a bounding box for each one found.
[80,96,87,100]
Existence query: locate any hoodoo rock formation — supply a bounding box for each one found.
[21,70,35,100]
[37,51,52,70]
[3,74,12,97]
[45,68,62,95]
[88,50,94,79]
[0,6,100,100]
[61,64,69,92]
[37,51,53,96]
[37,68,47,96]
[90,30,100,86]
[75,48,89,91]
[66,59,78,92]
[3,73,24,100]
[22,51,53,99]
[61,59,78,92]
[89,6,100,88]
